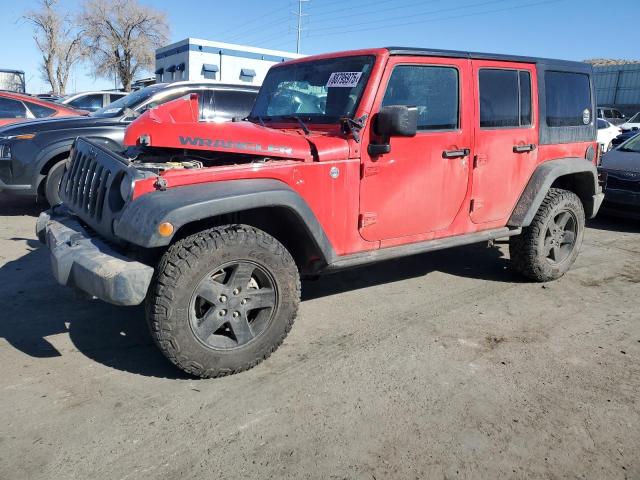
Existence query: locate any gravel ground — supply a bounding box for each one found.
[0,192,639,480]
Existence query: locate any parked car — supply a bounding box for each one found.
[611,129,639,148]
[620,111,640,132]
[0,82,258,204]
[597,107,627,126]
[37,47,603,378]
[36,93,64,103]
[597,118,621,152]
[598,133,640,218]
[60,91,128,112]
[0,91,86,127]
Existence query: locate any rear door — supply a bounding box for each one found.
[359,56,472,241]
[470,61,538,224]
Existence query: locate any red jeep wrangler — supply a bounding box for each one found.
[37,48,604,377]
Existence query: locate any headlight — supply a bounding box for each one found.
[119,174,135,202]
[0,144,10,159]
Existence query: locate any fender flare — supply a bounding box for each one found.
[508,158,602,227]
[114,179,338,262]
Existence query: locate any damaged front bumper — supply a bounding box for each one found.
[36,207,154,306]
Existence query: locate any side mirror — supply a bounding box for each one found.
[375,105,418,137]
[368,105,418,157]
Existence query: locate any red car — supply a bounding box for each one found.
[0,91,86,126]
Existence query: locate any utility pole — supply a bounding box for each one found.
[295,0,309,54]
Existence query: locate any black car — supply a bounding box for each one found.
[0,82,258,205]
[598,134,640,219]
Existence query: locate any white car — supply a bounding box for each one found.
[620,112,640,132]
[60,91,128,113]
[597,118,622,152]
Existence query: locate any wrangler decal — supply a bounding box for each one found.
[178,136,293,155]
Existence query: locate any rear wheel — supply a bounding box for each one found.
[146,225,300,378]
[510,188,585,282]
[44,159,68,206]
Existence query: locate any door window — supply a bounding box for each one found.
[381,65,459,131]
[479,69,532,128]
[24,100,57,118]
[0,97,27,118]
[68,94,104,110]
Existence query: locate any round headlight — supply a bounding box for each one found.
[119,174,134,202]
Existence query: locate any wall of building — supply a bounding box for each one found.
[593,64,640,116]
[155,38,303,87]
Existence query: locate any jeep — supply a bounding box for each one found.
[37,48,604,378]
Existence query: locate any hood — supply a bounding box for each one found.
[600,148,640,173]
[124,95,351,162]
[0,115,121,136]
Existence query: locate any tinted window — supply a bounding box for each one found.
[382,65,459,130]
[69,94,104,111]
[108,93,126,104]
[479,69,531,128]
[24,101,57,118]
[545,71,591,127]
[612,109,623,119]
[597,119,608,129]
[90,84,165,117]
[213,90,258,121]
[0,97,27,118]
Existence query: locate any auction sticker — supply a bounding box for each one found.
[326,72,362,88]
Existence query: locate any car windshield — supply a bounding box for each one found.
[628,112,640,123]
[249,55,375,124]
[90,84,165,117]
[619,133,640,153]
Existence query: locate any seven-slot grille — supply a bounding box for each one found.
[59,138,130,238]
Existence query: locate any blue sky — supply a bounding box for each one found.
[1,0,639,93]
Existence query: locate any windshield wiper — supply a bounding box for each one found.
[246,115,266,127]
[283,115,310,135]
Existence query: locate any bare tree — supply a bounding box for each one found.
[24,0,85,95]
[79,0,169,91]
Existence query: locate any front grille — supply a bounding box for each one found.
[60,138,130,240]
[606,173,640,193]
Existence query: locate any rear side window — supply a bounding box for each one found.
[24,101,56,118]
[0,97,27,118]
[545,71,591,127]
[479,69,532,128]
[382,65,459,131]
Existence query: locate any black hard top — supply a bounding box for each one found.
[386,47,591,71]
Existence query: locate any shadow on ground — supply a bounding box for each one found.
[587,214,640,234]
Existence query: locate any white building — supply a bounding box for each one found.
[154,38,304,86]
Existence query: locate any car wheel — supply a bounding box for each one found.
[509,188,585,282]
[146,225,301,378]
[44,159,69,206]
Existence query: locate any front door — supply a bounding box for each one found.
[470,60,538,224]
[359,57,472,241]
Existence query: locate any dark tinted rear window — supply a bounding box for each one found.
[545,71,591,127]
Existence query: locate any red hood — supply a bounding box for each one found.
[124,94,351,162]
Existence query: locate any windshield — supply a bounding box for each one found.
[619,133,640,153]
[628,112,640,124]
[250,55,375,124]
[90,84,166,117]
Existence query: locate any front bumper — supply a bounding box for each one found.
[36,207,154,306]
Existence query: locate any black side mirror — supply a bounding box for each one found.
[375,105,418,137]
[368,105,418,157]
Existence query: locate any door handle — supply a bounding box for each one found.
[513,143,537,153]
[442,148,470,159]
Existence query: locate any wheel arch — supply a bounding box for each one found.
[508,158,602,227]
[114,179,338,272]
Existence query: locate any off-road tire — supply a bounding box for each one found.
[146,225,301,378]
[44,159,68,206]
[509,188,585,282]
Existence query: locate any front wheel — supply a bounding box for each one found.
[509,188,585,282]
[146,225,300,378]
[44,159,68,206]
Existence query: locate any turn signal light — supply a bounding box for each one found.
[158,222,174,237]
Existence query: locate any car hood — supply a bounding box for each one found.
[600,149,640,173]
[124,95,351,162]
[0,115,123,136]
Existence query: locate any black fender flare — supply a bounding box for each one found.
[114,179,338,262]
[508,158,603,227]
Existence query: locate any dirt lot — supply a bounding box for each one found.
[0,192,639,480]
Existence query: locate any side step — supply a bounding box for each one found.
[323,227,522,272]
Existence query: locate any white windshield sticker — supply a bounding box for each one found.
[326,72,362,88]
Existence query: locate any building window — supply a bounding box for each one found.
[202,63,219,80]
[240,68,256,83]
